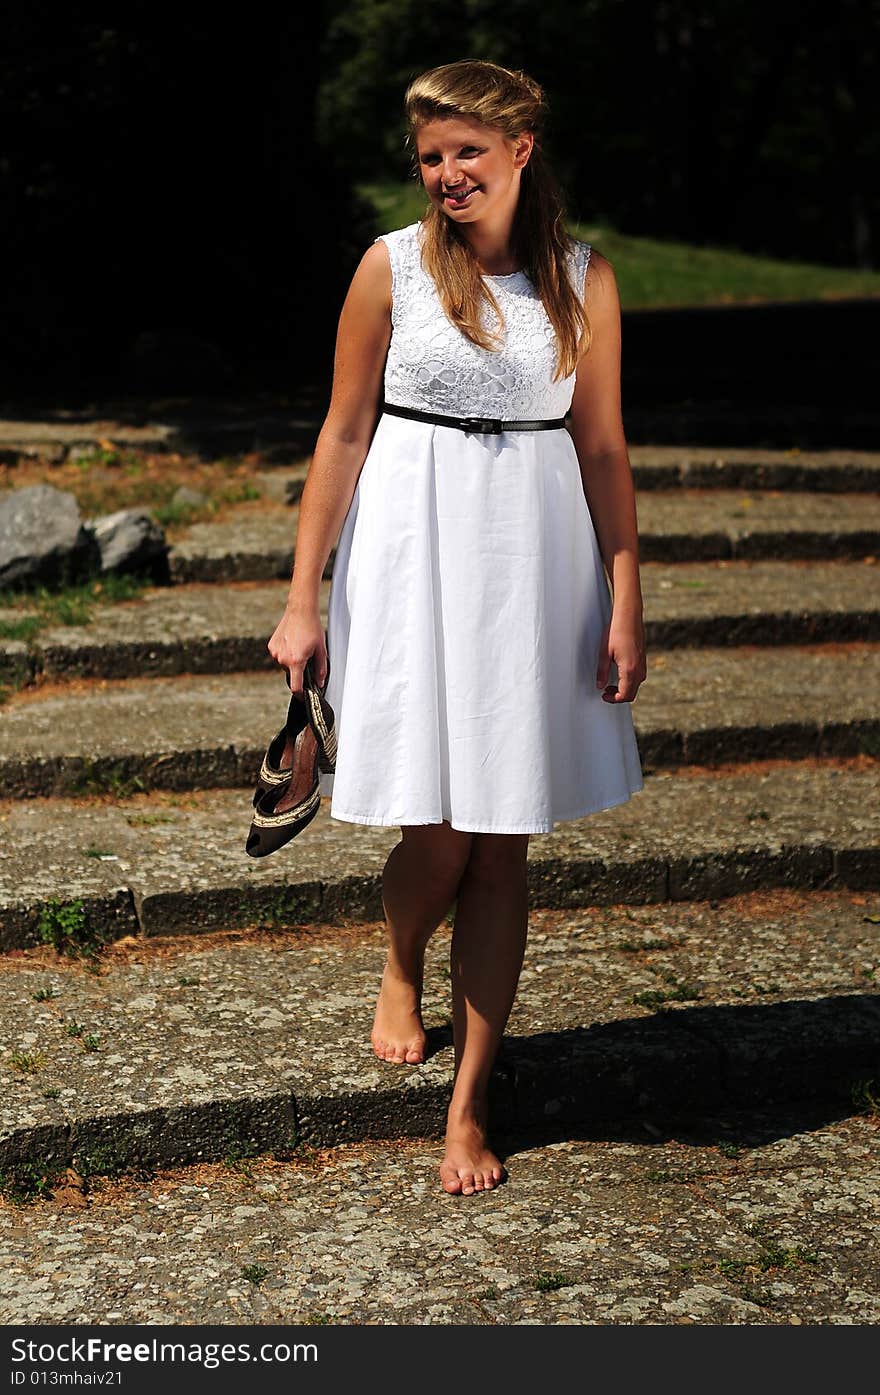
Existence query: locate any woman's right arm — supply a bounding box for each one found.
[267,239,392,692]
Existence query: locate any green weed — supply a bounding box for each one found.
[273,1130,319,1164]
[0,575,151,647]
[532,1272,575,1292]
[32,985,58,1002]
[851,1078,879,1116]
[66,760,146,800]
[38,898,111,959]
[0,1159,66,1205]
[241,1264,270,1285]
[8,1050,44,1075]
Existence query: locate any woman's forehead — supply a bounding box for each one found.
[414,115,502,149]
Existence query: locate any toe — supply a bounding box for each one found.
[440,1169,462,1195]
[459,1170,476,1195]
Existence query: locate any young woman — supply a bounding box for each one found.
[267,59,646,1196]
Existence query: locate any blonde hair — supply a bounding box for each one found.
[404,59,591,380]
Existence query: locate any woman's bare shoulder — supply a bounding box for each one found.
[344,238,392,315]
[583,247,620,311]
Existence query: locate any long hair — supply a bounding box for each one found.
[404,60,591,381]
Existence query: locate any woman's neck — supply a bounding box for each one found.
[458,205,520,276]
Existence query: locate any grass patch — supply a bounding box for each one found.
[75,1143,144,1182]
[0,574,151,645]
[66,760,147,800]
[8,1050,44,1075]
[241,1264,270,1285]
[0,1159,67,1205]
[851,1078,879,1117]
[125,811,177,827]
[272,1130,320,1165]
[152,479,261,530]
[38,898,112,961]
[631,978,702,1009]
[532,1272,576,1292]
[223,1140,263,1173]
[358,181,880,308]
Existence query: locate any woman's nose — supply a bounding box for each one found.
[441,158,462,185]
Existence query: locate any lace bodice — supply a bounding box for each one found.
[376,222,591,419]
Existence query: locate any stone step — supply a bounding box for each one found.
[0,646,876,800]
[254,449,880,504]
[627,446,880,493]
[1,762,877,947]
[2,1109,877,1324]
[1,887,877,1196]
[4,561,878,689]
[4,406,879,488]
[166,490,880,583]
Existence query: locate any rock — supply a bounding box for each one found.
[86,509,169,582]
[0,485,96,588]
[171,485,209,511]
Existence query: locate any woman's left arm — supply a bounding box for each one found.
[568,248,647,703]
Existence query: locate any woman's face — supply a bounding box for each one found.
[415,116,533,225]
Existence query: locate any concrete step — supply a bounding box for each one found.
[626,446,880,493]
[1,888,877,1203]
[166,490,880,583]
[253,449,880,504]
[0,645,876,800]
[4,561,878,689]
[0,761,877,946]
[5,405,879,487]
[1,1108,876,1323]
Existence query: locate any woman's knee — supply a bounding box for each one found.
[463,831,530,886]
[399,820,474,889]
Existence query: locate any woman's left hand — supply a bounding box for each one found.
[596,610,647,703]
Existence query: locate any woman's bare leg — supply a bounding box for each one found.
[440,831,530,1195]
[372,820,473,1064]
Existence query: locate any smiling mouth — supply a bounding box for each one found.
[444,185,480,205]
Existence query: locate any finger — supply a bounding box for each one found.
[286,663,306,696]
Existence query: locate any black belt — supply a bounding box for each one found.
[382,402,566,435]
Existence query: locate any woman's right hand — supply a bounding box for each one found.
[267,603,328,695]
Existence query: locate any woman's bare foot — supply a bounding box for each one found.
[371,958,427,1065]
[440,1114,507,1195]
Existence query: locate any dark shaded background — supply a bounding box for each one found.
[2,2,877,422]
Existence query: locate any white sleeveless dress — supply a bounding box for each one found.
[318,221,644,833]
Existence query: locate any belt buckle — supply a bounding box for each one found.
[459,415,503,434]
